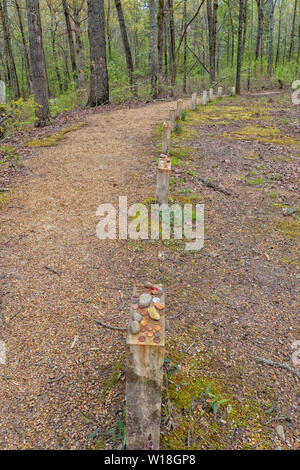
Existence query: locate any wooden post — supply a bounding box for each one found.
[162,121,171,155]
[202,90,207,105]
[156,154,171,205]
[0,81,6,105]
[169,109,176,132]
[231,86,236,96]
[176,99,183,119]
[217,87,222,98]
[209,88,213,102]
[126,283,165,450]
[191,92,197,110]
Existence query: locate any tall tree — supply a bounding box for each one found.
[61,0,77,81]
[288,0,298,60]
[72,0,85,89]
[86,0,109,106]
[15,0,32,93]
[26,0,51,127]
[236,0,244,94]
[0,0,20,99]
[255,0,265,60]
[207,0,218,82]
[149,0,158,98]
[267,0,277,75]
[114,0,136,95]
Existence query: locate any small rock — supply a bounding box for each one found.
[138,294,152,308]
[133,312,142,322]
[148,306,160,321]
[152,297,161,304]
[283,207,298,216]
[144,282,153,289]
[226,405,232,414]
[130,321,140,335]
[276,425,286,441]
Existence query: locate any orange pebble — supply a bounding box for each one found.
[155,303,165,310]
[154,325,161,332]
[141,320,148,327]
[147,331,154,337]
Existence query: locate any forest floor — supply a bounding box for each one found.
[0,92,299,450]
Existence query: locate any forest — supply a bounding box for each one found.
[0,0,299,127]
[0,0,299,454]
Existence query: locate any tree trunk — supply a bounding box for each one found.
[62,0,77,81]
[236,0,244,94]
[183,0,187,94]
[86,0,109,107]
[114,0,136,95]
[150,0,158,98]
[15,0,32,93]
[157,0,164,96]
[255,0,264,60]
[275,0,283,66]
[267,0,277,75]
[73,1,85,89]
[288,0,298,60]
[26,0,50,127]
[207,0,218,82]
[0,0,20,99]
[168,0,176,90]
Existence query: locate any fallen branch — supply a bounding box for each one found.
[95,319,127,331]
[255,357,300,379]
[198,177,232,196]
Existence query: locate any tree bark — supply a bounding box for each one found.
[15,0,32,93]
[157,0,164,96]
[26,0,50,127]
[275,0,283,66]
[288,0,298,60]
[114,0,136,95]
[267,0,277,75]
[73,0,85,89]
[236,0,244,94]
[0,0,20,99]
[86,0,109,107]
[150,0,158,98]
[62,0,77,81]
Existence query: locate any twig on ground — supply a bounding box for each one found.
[95,319,127,331]
[10,305,23,321]
[44,265,61,276]
[255,357,300,379]
[48,374,65,384]
[168,308,185,321]
[197,176,232,196]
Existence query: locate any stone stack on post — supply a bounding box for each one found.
[169,109,176,132]
[156,154,171,205]
[218,87,222,98]
[162,121,171,155]
[0,81,6,105]
[176,99,183,119]
[209,88,214,102]
[202,90,207,105]
[231,86,236,96]
[126,283,165,450]
[191,93,197,110]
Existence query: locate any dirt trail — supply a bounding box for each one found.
[0,94,299,450]
[0,100,177,449]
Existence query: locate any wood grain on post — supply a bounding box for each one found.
[217,87,222,98]
[192,92,197,110]
[202,90,207,105]
[169,109,176,132]
[209,88,213,102]
[176,99,183,119]
[0,81,6,105]
[126,283,165,450]
[156,154,171,205]
[162,121,171,155]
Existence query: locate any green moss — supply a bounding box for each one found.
[26,122,86,147]
[222,125,298,146]
[277,218,300,239]
[267,192,277,198]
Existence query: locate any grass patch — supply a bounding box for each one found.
[246,177,264,186]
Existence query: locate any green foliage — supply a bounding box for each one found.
[50,87,86,117]
[201,385,229,417]
[105,412,126,448]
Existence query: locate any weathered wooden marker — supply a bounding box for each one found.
[176,99,183,119]
[202,90,207,105]
[209,87,214,102]
[169,109,176,132]
[0,81,6,105]
[126,283,165,450]
[231,86,236,96]
[218,87,222,98]
[191,92,197,110]
[156,154,172,205]
[162,121,171,155]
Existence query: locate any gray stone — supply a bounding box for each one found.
[133,312,142,322]
[130,320,140,335]
[276,425,285,441]
[138,293,152,308]
[0,81,5,105]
